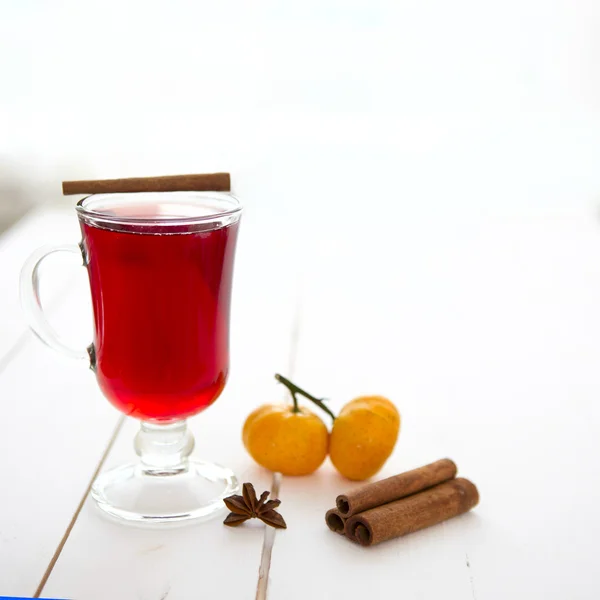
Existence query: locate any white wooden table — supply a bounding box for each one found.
[2,200,600,600]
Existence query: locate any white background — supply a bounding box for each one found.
[0,0,599,222]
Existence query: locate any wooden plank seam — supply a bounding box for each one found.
[255,299,302,600]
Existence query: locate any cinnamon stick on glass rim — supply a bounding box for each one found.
[62,173,231,196]
[325,508,347,535]
[336,458,457,518]
[346,478,479,547]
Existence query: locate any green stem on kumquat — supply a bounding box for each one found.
[275,373,336,421]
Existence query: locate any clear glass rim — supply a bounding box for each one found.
[76,191,242,228]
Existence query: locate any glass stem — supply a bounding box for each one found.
[134,420,195,476]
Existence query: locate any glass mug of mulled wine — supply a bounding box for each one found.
[20,191,242,524]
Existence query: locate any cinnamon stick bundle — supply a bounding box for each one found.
[326,459,479,547]
[336,458,457,518]
[62,173,231,196]
[346,478,479,547]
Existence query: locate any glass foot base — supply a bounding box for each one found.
[91,460,239,525]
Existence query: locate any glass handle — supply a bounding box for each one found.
[20,243,93,363]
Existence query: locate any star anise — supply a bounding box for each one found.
[223,482,287,529]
